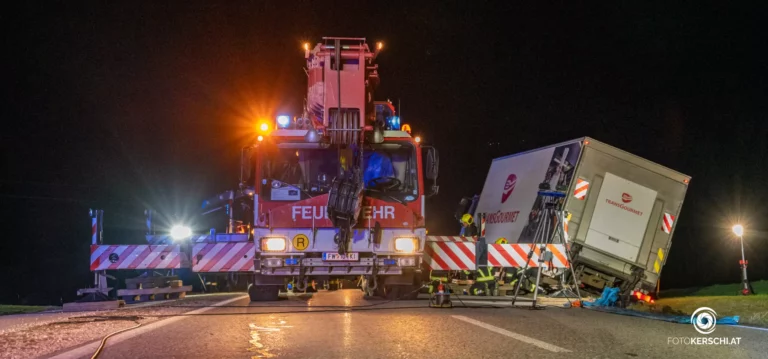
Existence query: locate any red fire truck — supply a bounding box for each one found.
[86,37,439,302]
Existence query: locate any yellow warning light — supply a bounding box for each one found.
[401,124,411,134]
[259,122,270,132]
[257,135,264,142]
[303,43,310,51]
[376,42,384,51]
[414,136,421,143]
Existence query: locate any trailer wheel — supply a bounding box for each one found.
[248,284,280,301]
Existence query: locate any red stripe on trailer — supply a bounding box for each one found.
[574,179,589,200]
[661,213,675,234]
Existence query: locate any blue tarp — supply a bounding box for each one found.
[582,287,740,326]
[586,306,740,325]
[582,287,621,307]
[363,151,395,186]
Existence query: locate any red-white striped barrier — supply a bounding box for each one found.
[424,236,570,270]
[424,240,476,270]
[661,213,675,234]
[192,242,255,272]
[426,236,477,242]
[90,245,183,271]
[488,244,569,268]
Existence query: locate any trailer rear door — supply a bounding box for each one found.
[584,173,658,262]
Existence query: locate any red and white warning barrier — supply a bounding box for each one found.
[424,236,476,270]
[90,245,184,271]
[192,242,255,272]
[661,213,675,234]
[426,236,477,242]
[424,236,570,270]
[574,179,589,200]
[488,244,569,268]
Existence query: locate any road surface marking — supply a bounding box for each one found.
[49,295,248,359]
[452,315,571,353]
[733,325,768,332]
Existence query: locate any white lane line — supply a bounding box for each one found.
[452,315,571,353]
[732,325,768,332]
[50,295,248,359]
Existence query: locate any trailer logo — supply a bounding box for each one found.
[622,193,633,203]
[501,174,517,203]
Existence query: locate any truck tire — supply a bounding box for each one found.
[248,284,280,301]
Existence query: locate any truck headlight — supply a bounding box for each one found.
[261,237,286,252]
[395,237,418,253]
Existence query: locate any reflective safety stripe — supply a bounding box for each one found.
[429,271,448,281]
[476,267,495,282]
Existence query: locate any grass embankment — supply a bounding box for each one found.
[631,280,768,327]
[0,305,53,315]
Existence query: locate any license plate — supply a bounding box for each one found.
[322,252,359,261]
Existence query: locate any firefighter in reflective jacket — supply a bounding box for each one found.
[460,214,478,237]
[470,266,497,296]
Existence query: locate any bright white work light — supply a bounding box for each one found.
[732,224,744,237]
[170,225,192,240]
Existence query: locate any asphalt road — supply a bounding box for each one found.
[53,290,767,359]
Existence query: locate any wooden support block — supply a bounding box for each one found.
[169,280,183,288]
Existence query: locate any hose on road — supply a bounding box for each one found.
[91,321,142,359]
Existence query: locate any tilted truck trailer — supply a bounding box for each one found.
[468,137,690,297]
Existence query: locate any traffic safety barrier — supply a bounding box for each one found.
[90,245,185,271]
[192,242,255,272]
[424,236,570,270]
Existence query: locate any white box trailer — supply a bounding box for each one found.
[474,137,690,294]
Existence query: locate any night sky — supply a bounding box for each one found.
[3,2,767,305]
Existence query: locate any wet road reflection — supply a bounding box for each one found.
[248,317,292,358]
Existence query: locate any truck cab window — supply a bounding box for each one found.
[363,142,418,202]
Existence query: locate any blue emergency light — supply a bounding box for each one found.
[285,258,299,266]
[277,115,291,128]
[387,116,400,131]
